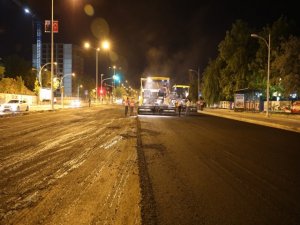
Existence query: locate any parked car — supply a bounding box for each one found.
[0,99,29,112]
[291,101,300,114]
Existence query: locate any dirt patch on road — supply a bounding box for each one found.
[0,108,142,225]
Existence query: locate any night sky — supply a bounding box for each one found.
[1,0,300,87]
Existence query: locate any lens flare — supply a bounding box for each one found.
[90,18,110,39]
[84,4,94,16]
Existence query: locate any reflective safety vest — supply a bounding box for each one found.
[125,100,129,106]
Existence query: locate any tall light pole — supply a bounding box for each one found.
[77,84,83,99]
[38,62,57,86]
[100,73,104,103]
[113,65,116,91]
[84,42,99,102]
[251,33,271,117]
[50,0,54,110]
[96,47,100,102]
[84,41,110,103]
[189,68,200,103]
[60,73,75,108]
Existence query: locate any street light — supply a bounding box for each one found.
[102,40,110,50]
[189,68,200,103]
[60,73,75,108]
[51,0,54,110]
[251,33,271,117]
[84,42,100,102]
[113,66,116,90]
[38,62,57,86]
[77,84,83,99]
[84,40,110,103]
[100,73,104,103]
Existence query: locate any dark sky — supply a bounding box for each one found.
[1,0,300,87]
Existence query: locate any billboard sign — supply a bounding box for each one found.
[234,94,245,111]
[45,20,59,33]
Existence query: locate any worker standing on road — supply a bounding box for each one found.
[185,99,190,116]
[124,97,129,116]
[129,98,135,116]
[178,100,182,117]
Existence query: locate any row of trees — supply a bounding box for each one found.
[198,17,300,105]
[0,55,36,91]
[0,77,34,95]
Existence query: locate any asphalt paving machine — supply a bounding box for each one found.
[138,76,176,115]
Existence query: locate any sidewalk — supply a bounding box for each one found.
[199,108,300,133]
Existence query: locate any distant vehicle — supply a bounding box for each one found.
[291,101,300,114]
[138,76,176,115]
[171,85,197,114]
[70,99,81,108]
[0,99,29,112]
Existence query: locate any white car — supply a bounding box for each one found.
[0,99,29,112]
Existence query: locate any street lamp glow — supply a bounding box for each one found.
[102,40,110,50]
[38,62,57,87]
[251,33,271,117]
[251,34,259,38]
[84,41,110,103]
[84,42,90,49]
[24,8,30,14]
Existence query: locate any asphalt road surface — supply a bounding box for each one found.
[0,105,141,225]
[1,106,300,225]
[138,113,300,225]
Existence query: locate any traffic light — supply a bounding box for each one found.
[98,88,106,95]
[113,74,120,81]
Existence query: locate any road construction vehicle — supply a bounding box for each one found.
[171,84,198,114]
[138,76,176,115]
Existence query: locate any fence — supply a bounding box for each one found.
[0,93,37,105]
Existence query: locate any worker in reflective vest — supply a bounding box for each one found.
[130,98,135,116]
[124,97,129,116]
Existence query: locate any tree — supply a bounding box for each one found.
[3,55,36,91]
[0,65,5,79]
[202,58,222,105]
[188,71,198,102]
[0,77,34,95]
[218,20,255,100]
[23,70,36,91]
[114,86,127,99]
[250,16,296,98]
[272,36,300,97]
[34,78,40,96]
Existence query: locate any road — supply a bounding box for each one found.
[138,113,300,225]
[0,105,141,225]
[1,107,300,225]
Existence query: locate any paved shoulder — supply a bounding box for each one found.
[199,108,300,133]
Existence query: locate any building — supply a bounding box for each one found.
[32,43,84,97]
